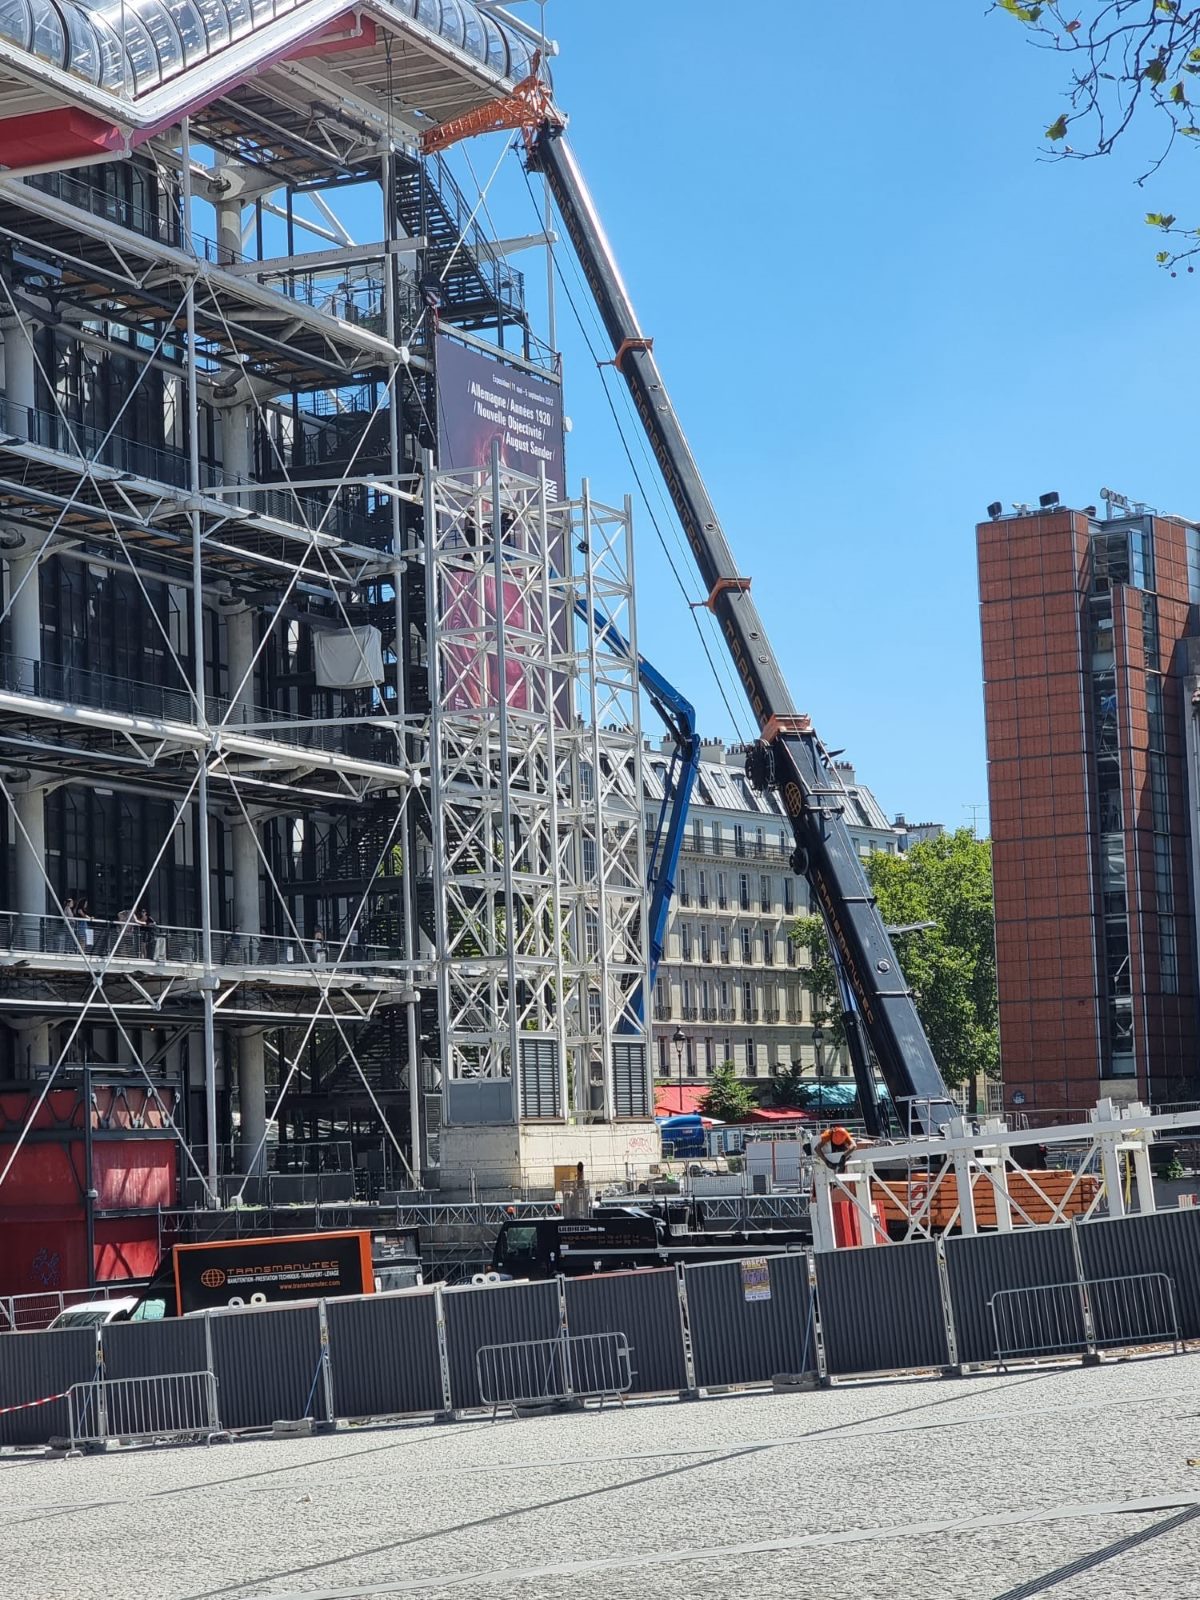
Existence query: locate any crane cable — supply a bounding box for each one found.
[517,155,752,746]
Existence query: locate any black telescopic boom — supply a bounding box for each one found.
[531,127,956,1135]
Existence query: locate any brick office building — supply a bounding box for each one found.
[978,502,1200,1114]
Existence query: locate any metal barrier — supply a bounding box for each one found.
[0,1283,150,1335]
[989,1281,1087,1367]
[1090,1273,1181,1353]
[988,1272,1181,1368]
[67,1371,221,1448]
[476,1332,631,1417]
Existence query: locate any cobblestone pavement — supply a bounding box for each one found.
[4,1356,1200,1599]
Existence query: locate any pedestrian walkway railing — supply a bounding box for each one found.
[476,1331,631,1417]
[67,1371,221,1448]
[988,1272,1181,1368]
[0,909,404,972]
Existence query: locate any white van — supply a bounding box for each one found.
[46,1296,141,1330]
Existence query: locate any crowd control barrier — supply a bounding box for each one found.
[0,1206,1196,1449]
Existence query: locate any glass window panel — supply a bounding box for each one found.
[194,0,230,47]
[1143,598,1159,670]
[1147,676,1165,750]
[130,0,183,76]
[1093,530,1129,590]
[223,0,252,37]
[1101,834,1126,891]
[482,14,508,73]
[30,0,64,61]
[164,0,207,63]
[0,0,33,51]
[462,6,484,60]
[1161,916,1179,994]
[438,0,465,49]
[62,8,100,84]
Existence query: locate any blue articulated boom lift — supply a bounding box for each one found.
[578,599,700,1028]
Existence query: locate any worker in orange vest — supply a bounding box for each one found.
[814,1125,858,1172]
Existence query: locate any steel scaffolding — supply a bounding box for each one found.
[0,3,654,1270]
[425,456,650,1128]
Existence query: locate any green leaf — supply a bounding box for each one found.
[1171,82,1188,104]
[1156,0,1177,12]
[1145,58,1167,84]
[1045,113,1068,140]
[1190,47,1200,61]
[1185,126,1200,136]
[1146,212,1177,229]
[1156,251,1171,263]
[998,0,1042,18]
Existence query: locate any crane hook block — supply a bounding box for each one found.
[745,741,777,792]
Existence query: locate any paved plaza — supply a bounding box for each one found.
[4,1357,1200,1598]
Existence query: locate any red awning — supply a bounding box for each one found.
[740,1106,814,1123]
[654,1084,708,1116]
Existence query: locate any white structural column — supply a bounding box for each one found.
[2,318,50,1068]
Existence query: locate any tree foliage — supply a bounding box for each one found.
[792,829,1000,1088]
[767,1057,810,1109]
[790,913,845,1046]
[699,1062,758,1122]
[995,0,1200,269]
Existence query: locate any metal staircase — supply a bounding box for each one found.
[393,152,526,332]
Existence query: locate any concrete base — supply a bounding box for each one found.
[271,1417,314,1438]
[437,1120,661,1192]
[771,1373,818,1393]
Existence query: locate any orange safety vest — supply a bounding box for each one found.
[816,1125,857,1170]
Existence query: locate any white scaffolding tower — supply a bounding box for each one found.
[424,454,651,1133]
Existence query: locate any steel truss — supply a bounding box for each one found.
[0,132,439,1210]
[425,460,651,1126]
[808,1099,1200,1250]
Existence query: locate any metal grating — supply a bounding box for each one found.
[612,1041,649,1118]
[518,1038,561,1119]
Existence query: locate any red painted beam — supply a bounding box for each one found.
[0,108,125,168]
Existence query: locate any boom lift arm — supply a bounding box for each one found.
[531,128,956,1136]
[577,599,700,1025]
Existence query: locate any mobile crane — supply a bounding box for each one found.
[423,68,958,1137]
[526,129,956,1137]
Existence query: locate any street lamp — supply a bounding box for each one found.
[812,1023,825,1121]
[671,1025,687,1080]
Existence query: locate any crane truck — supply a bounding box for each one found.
[422,64,1106,1243]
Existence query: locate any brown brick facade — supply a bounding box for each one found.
[978,508,1199,1115]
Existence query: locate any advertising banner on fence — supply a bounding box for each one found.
[436,335,565,497]
[172,1230,374,1314]
[741,1258,772,1303]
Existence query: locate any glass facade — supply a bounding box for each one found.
[0,0,534,97]
[1088,516,1181,1076]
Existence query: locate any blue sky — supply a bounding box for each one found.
[444,2,1200,829]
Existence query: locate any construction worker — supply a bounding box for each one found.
[814,1124,858,1173]
[562,1160,590,1218]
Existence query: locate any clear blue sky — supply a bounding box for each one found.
[451,1,1199,829]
